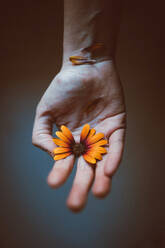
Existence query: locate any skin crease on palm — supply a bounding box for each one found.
[32,59,126,212]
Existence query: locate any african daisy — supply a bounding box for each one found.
[53,124,108,164]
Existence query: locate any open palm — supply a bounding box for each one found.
[32,60,126,212]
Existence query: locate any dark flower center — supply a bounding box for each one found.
[72,142,87,157]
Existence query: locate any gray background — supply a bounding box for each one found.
[1,0,165,247]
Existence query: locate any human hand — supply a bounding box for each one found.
[32,59,126,212]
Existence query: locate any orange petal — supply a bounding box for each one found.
[80,124,90,142]
[88,146,107,155]
[54,152,71,161]
[90,139,108,147]
[87,128,96,138]
[70,60,86,65]
[69,55,86,61]
[53,138,70,147]
[69,56,95,65]
[69,56,85,65]
[94,152,102,160]
[88,151,102,160]
[54,147,71,154]
[87,133,105,145]
[56,131,71,144]
[83,153,96,164]
[94,147,107,154]
[61,125,74,142]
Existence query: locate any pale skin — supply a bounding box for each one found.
[32,0,126,212]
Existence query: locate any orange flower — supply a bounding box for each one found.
[53,124,108,164]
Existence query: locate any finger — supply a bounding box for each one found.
[47,155,75,188]
[32,112,55,157]
[104,128,125,177]
[92,158,112,198]
[67,156,94,212]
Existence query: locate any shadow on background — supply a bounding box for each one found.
[1,0,165,247]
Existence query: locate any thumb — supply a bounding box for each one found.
[32,111,56,157]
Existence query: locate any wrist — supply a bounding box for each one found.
[62,42,114,66]
[63,0,120,65]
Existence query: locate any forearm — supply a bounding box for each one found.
[63,0,122,63]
